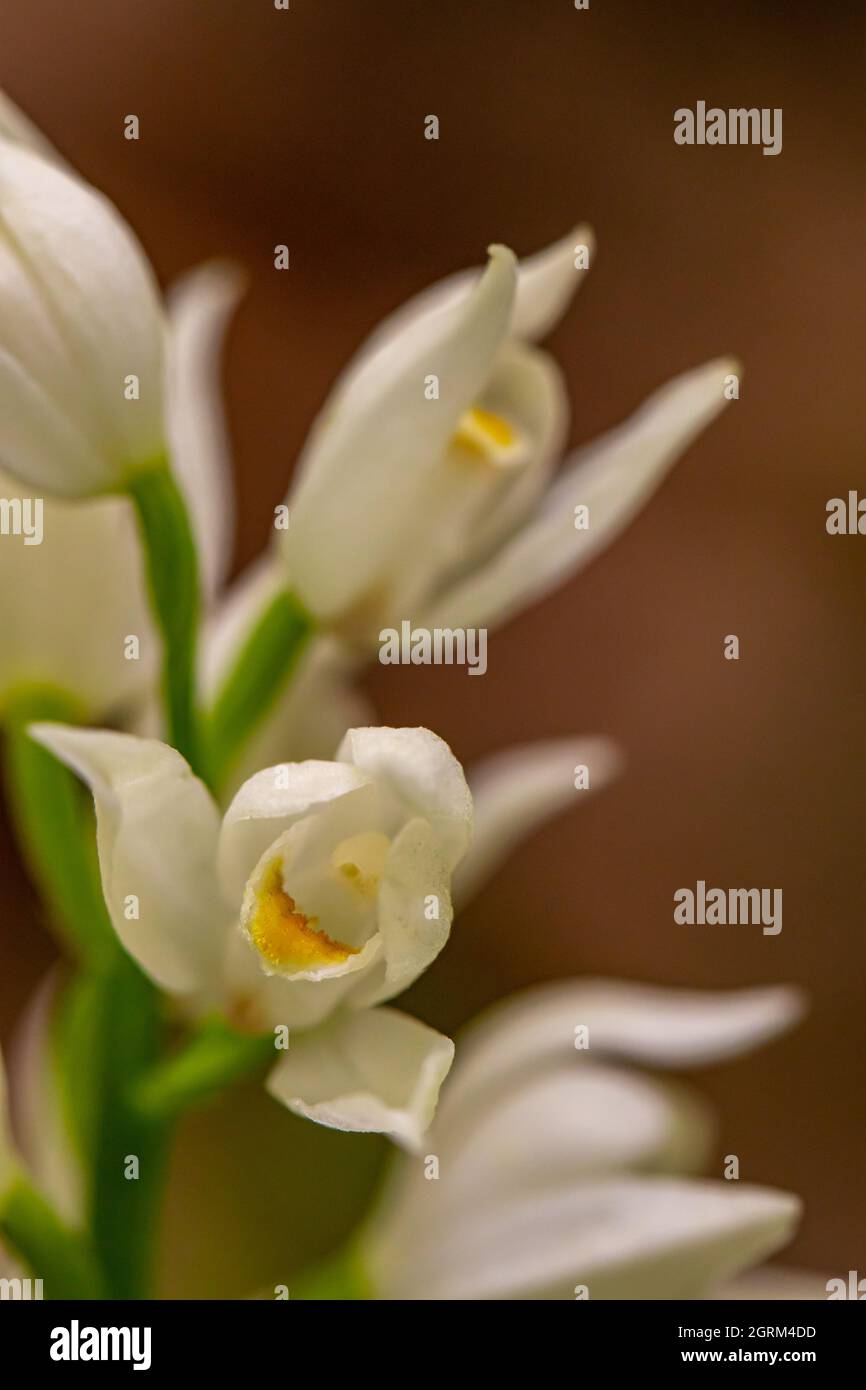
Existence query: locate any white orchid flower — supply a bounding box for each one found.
[28,724,621,1147]
[29,723,472,1147]
[0,261,241,723]
[278,230,735,641]
[360,980,804,1299]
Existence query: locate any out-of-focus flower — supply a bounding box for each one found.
[359,980,804,1299]
[0,261,241,724]
[277,231,735,642]
[30,723,472,1147]
[0,139,166,497]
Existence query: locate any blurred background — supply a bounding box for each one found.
[0,0,863,1295]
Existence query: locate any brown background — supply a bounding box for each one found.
[0,1,863,1295]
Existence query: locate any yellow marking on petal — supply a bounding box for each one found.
[249,859,358,972]
[452,406,518,462]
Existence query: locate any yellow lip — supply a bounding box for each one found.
[452,405,518,460]
[248,858,358,973]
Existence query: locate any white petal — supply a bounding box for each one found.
[0,471,155,720]
[0,143,166,495]
[443,980,805,1106]
[455,736,622,908]
[282,246,517,622]
[348,816,453,1009]
[337,726,472,870]
[387,1063,713,1244]
[167,261,243,599]
[510,224,595,340]
[29,725,225,994]
[7,972,81,1222]
[266,1007,454,1150]
[218,758,374,905]
[349,225,592,372]
[370,1178,799,1300]
[424,357,737,632]
[369,342,568,625]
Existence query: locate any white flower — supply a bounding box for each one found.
[360,980,804,1298]
[0,139,167,497]
[29,724,620,1147]
[0,261,241,721]
[1,973,81,1224]
[278,230,735,640]
[30,723,471,1147]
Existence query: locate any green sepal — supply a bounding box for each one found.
[205,586,315,796]
[0,1178,106,1300]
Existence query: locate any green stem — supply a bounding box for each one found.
[85,952,167,1299]
[131,1017,275,1122]
[205,587,315,796]
[127,462,204,780]
[2,687,114,966]
[291,1242,373,1300]
[0,1178,106,1300]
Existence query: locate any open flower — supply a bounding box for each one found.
[359,980,804,1298]
[30,723,471,1146]
[30,723,620,1146]
[278,231,735,641]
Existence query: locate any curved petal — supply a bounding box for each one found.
[0,470,155,720]
[348,816,453,1009]
[423,357,737,632]
[369,1178,800,1300]
[447,342,570,566]
[455,736,622,909]
[167,261,244,599]
[375,342,569,624]
[29,725,225,994]
[337,726,472,871]
[510,224,595,340]
[266,1006,454,1150]
[0,142,166,495]
[218,759,374,905]
[7,972,81,1223]
[378,1062,714,1254]
[440,981,805,1118]
[348,225,592,372]
[282,246,517,622]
